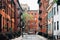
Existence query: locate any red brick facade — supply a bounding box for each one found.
[0,0,21,32]
[38,0,48,34]
[27,10,39,32]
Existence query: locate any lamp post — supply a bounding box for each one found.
[22,26,25,37]
[21,21,25,37]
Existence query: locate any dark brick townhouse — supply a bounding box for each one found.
[0,0,23,32]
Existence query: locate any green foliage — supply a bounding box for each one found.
[21,12,34,23]
[3,25,7,29]
[9,27,12,31]
[54,0,58,3]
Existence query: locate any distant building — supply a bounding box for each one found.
[21,4,30,11]
[27,10,39,33]
[37,0,48,35]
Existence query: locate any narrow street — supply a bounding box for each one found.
[12,34,48,40]
[0,0,60,40]
[23,35,48,40]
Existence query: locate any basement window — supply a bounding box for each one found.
[57,21,59,30]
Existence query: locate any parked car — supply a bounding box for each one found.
[28,31,35,34]
[23,32,28,35]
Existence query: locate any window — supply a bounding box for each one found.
[7,22,8,31]
[57,5,58,14]
[0,0,2,9]
[54,22,56,30]
[48,10,53,19]
[12,12,14,18]
[46,0,48,1]
[48,24,51,31]
[57,21,59,30]
[54,7,56,15]
[3,17,4,25]
[32,13,33,15]
[8,0,11,2]
[35,13,36,15]
[24,8,27,10]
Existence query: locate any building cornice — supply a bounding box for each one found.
[17,0,23,11]
[47,2,54,12]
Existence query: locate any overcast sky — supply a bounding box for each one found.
[19,0,39,10]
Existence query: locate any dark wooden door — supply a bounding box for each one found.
[0,14,2,32]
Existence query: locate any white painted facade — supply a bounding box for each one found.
[47,0,60,39]
[53,3,58,35]
[53,3,60,39]
[53,3,60,35]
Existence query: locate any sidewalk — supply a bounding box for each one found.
[23,35,48,40]
[11,36,22,40]
[37,35,48,40]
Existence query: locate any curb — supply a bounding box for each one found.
[37,35,48,40]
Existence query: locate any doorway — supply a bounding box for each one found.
[0,14,2,32]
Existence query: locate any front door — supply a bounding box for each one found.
[0,14,2,32]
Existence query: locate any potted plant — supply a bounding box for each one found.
[4,25,7,29]
[3,25,7,32]
[9,27,12,32]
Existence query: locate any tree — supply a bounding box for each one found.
[21,12,34,23]
[54,0,58,3]
[21,12,34,32]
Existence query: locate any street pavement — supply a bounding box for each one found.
[11,34,48,40]
[23,35,48,40]
[11,36,22,40]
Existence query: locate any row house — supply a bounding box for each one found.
[14,0,23,31]
[27,10,39,33]
[0,0,15,32]
[53,0,60,39]
[47,0,60,39]
[0,0,23,33]
[47,0,54,37]
[38,0,60,39]
[37,0,48,35]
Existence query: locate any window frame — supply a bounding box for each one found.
[54,22,56,30]
[57,21,59,30]
[54,7,56,15]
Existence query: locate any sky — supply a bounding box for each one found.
[19,0,39,10]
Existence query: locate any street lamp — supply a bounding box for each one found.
[21,21,25,37]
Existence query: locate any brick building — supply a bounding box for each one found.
[0,0,15,32]
[14,0,23,31]
[38,0,48,35]
[27,10,39,33]
[0,0,23,32]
